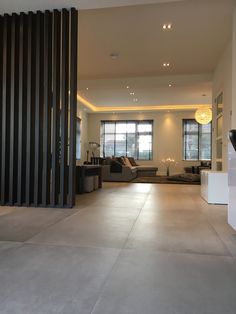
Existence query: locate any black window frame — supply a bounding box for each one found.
[182,119,212,161]
[100,120,153,160]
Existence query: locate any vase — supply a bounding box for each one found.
[166,167,170,176]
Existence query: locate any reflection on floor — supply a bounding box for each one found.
[0,182,236,314]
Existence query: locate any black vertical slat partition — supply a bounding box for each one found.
[51,10,61,206]
[0,8,78,208]
[60,9,69,207]
[42,10,52,206]
[1,14,9,205]
[0,16,3,191]
[17,13,27,204]
[25,12,34,206]
[68,8,78,207]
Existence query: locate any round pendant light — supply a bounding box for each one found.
[195,108,212,124]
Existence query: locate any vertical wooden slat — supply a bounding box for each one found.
[68,8,78,207]
[0,16,3,194]
[59,9,69,206]
[1,14,9,205]
[9,14,15,203]
[33,11,40,205]
[0,8,78,208]
[21,15,29,204]
[42,11,52,206]
[17,13,25,205]
[38,13,44,205]
[51,9,61,206]
[25,12,33,205]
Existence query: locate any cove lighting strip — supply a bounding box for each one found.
[77,94,212,113]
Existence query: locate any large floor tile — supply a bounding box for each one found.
[92,250,236,314]
[0,244,120,314]
[0,207,76,242]
[0,241,22,254]
[125,213,231,256]
[28,208,138,249]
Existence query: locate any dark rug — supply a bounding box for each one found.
[132,174,200,185]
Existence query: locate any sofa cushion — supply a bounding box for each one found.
[116,157,126,165]
[110,160,123,173]
[103,157,112,165]
[135,166,158,171]
[128,157,138,166]
[124,157,132,168]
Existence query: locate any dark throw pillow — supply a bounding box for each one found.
[128,157,138,166]
[110,160,123,173]
[117,157,126,165]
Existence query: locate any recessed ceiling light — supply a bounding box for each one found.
[110,53,119,60]
[126,86,130,89]
[130,92,135,95]
[168,84,172,87]
[163,63,170,67]
[163,23,172,30]
[86,87,89,90]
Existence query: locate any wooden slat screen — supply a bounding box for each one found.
[0,8,78,207]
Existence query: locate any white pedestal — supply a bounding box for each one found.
[228,143,236,230]
[201,170,229,204]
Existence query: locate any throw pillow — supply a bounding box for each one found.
[117,157,126,165]
[128,157,138,166]
[110,160,123,173]
[124,157,132,168]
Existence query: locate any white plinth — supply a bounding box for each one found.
[201,170,229,204]
[228,143,236,230]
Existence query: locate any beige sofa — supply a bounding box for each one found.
[102,164,158,182]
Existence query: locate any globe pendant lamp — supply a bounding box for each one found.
[195,108,212,125]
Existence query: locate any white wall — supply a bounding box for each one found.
[87,111,201,175]
[76,102,88,165]
[232,7,236,129]
[212,41,232,171]
[228,5,236,231]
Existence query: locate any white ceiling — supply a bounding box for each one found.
[77,0,234,110]
[79,74,212,107]
[0,0,184,14]
[1,0,235,111]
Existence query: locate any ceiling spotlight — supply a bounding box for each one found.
[163,63,170,67]
[163,23,172,30]
[130,92,135,95]
[86,87,89,90]
[168,84,172,87]
[126,86,130,89]
[110,53,119,60]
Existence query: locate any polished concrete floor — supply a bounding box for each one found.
[0,183,236,314]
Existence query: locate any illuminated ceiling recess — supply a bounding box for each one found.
[195,108,212,124]
[77,94,211,113]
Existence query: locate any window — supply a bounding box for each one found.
[183,119,211,161]
[100,120,153,160]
